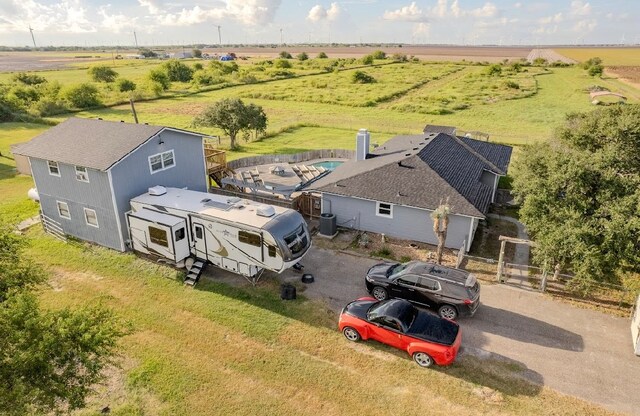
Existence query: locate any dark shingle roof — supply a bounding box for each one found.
[13,118,167,171]
[458,136,512,173]
[309,133,513,218]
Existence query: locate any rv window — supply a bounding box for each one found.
[149,226,168,247]
[175,228,185,241]
[268,245,277,257]
[239,231,261,247]
[195,226,203,239]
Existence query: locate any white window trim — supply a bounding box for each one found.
[56,201,70,219]
[376,201,393,219]
[83,208,99,228]
[75,166,90,183]
[148,149,176,174]
[48,161,60,177]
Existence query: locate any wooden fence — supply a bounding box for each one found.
[208,186,297,209]
[227,149,355,170]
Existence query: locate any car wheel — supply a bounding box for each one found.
[342,326,362,342]
[371,286,388,301]
[438,304,458,320]
[413,352,434,368]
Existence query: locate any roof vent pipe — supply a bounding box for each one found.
[355,129,370,161]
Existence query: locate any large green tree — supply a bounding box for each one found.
[88,65,118,83]
[512,105,640,285]
[0,226,126,414]
[193,98,267,150]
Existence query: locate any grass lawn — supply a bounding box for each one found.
[22,227,615,416]
[555,48,640,66]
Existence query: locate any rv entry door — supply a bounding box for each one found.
[193,223,207,260]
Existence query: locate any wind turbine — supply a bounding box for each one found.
[133,30,138,47]
[280,28,283,45]
[215,25,222,45]
[29,25,36,48]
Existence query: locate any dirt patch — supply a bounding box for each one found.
[606,66,640,87]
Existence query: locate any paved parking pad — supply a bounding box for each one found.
[278,247,640,415]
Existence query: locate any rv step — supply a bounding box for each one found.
[184,260,206,287]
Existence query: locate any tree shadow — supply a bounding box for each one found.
[461,304,584,352]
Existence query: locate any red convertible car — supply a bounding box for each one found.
[338,297,461,367]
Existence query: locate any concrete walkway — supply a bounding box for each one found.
[276,247,640,415]
[487,214,533,289]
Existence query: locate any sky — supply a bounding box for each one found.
[0,0,637,47]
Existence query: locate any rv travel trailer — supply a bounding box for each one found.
[127,186,311,283]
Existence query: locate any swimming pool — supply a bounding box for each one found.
[312,160,344,171]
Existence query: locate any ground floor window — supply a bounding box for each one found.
[84,208,98,227]
[376,202,393,218]
[56,201,70,219]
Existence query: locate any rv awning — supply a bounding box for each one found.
[129,209,184,227]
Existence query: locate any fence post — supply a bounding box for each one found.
[496,240,506,282]
[540,268,549,292]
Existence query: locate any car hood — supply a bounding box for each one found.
[342,298,375,320]
[366,262,395,280]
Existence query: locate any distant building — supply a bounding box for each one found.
[13,118,207,251]
[171,51,193,59]
[308,129,512,250]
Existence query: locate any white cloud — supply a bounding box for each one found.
[0,0,96,34]
[383,2,428,22]
[159,0,281,27]
[412,22,430,37]
[138,0,161,15]
[573,18,597,32]
[470,2,498,18]
[99,5,137,33]
[307,3,341,22]
[421,0,499,19]
[570,0,591,17]
[538,12,564,24]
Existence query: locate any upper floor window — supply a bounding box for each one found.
[149,150,175,174]
[75,166,89,183]
[48,161,60,177]
[376,202,393,218]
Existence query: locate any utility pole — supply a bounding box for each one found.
[29,25,36,49]
[280,28,283,45]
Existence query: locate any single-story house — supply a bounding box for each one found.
[307,130,512,251]
[13,118,207,251]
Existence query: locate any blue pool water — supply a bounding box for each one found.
[312,161,344,170]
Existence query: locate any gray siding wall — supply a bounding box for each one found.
[110,129,207,245]
[480,170,499,202]
[322,193,476,249]
[30,158,122,250]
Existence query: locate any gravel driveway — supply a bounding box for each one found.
[279,247,640,415]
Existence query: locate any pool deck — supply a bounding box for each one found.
[234,158,346,188]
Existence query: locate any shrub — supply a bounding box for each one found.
[532,57,548,66]
[147,69,170,90]
[139,48,157,58]
[88,65,118,82]
[210,60,238,74]
[351,70,376,84]
[296,52,308,61]
[192,71,218,87]
[116,78,136,92]
[316,52,328,59]
[8,85,40,104]
[269,70,294,78]
[485,64,502,76]
[63,83,101,108]
[11,72,47,85]
[371,50,386,60]
[193,62,204,71]
[509,62,522,72]
[391,53,408,62]
[504,81,520,89]
[192,48,202,58]
[581,57,602,69]
[30,98,68,116]
[361,55,374,65]
[162,59,194,82]
[279,51,292,59]
[274,59,292,69]
[588,64,604,77]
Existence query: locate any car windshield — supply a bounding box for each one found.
[386,263,409,278]
[367,300,417,331]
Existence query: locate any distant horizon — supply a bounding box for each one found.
[1,1,637,47]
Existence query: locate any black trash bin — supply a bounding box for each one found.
[280,283,297,300]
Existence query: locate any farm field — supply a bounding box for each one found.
[554,48,640,66]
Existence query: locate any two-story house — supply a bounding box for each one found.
[13,118,207,251]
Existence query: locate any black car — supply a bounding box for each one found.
[364,261,480,320]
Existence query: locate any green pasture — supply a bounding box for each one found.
[555,48,640,66]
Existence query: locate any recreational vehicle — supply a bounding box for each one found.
[127,186,311,282]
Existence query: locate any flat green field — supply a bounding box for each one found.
[555,48,640,66]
